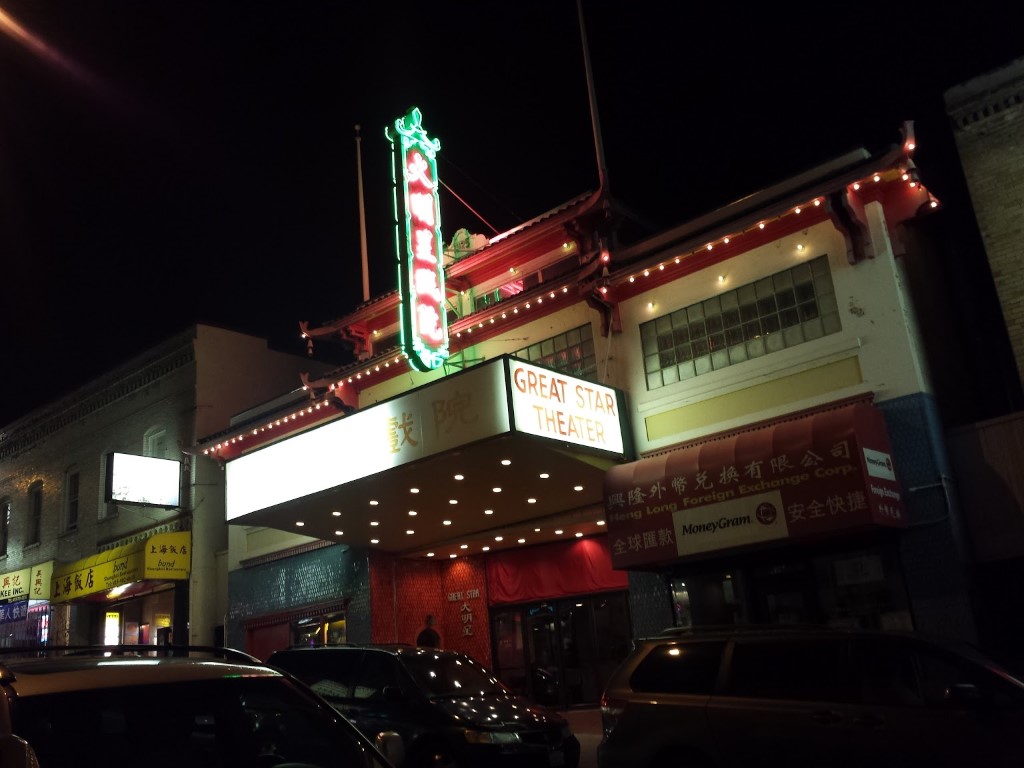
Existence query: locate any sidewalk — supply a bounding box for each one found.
[562,707,602,768]
[562,706,602,736]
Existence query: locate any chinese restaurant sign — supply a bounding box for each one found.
[604,402,906,570]
[51,532,191,601]
[0,561,53,625]
[387,107,449,372]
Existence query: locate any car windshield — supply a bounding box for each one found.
[11,674,385,768]
[402,652,509,698]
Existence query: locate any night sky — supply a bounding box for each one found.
[1,1,1021,427]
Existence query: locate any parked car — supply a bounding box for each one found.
[267,644,581,768]
[598,624,1024,768]
[0,644,403,768]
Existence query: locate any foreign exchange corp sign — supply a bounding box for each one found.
[387,107,449,372]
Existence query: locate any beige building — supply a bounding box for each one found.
[0,324,332,647]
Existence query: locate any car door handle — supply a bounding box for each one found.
[809,709,844,725]
[852,714,885,729]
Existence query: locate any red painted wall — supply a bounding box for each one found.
[369,551,493,667]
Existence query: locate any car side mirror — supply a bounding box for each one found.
[375,730,405,766]
[382,685,406,702]
[946,683,984,707]
[0,735,40,767]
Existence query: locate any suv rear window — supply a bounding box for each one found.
[722,638,848,702]
[270,649,364,703]
[629,640,725,694]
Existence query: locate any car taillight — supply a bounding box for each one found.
[599,693,624,738]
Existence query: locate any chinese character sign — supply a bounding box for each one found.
[387,107,449,372]
[604,403,906,569]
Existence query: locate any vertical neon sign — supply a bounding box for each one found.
[387,107,449,372]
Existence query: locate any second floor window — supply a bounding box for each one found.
[0,499,10,557]
[27,482,42,546]
[640,254,840,390]
[66,470,80,532]
[516,324,598,382]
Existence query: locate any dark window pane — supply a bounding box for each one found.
[691,338,709,357]
[659,350,677,367]
[776,288,796,309]
[723,308,741,328]
[762,315,781,334]
[708,333,725,351]
[757,296,778,316]
[799,301,820,321]
[630,641,726,694]
[740,303,758,323]
[689,320,706,339]
[795,282,816,303]
[725,639,847,702]
[743,320,762,341]
[780,308,800,328]
[673,326,691,345]
[706,314,723,334]
[725,327,744,346]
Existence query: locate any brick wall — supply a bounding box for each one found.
[369,551,492,666]
[948,65,1024,384]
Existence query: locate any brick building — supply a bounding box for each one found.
[0,324,331,647]
[944,58,1024,664]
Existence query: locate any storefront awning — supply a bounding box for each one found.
[604,399,906,570]
[51,532,191,602]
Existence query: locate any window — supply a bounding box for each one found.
[144,427,170,459]
[99,453,117,520]
[724,638,849,702]
[0,499,10,557]
[516,324,598,382]
[65,468,80,532]
[640,255,841,390]
[629,641,726,694]
[27,481,43,546]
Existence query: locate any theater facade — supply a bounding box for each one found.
[200,120,976,706]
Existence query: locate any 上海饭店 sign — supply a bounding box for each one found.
[604,400,906,570]
[50,532,191,602]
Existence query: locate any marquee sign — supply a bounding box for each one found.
[387,107,449,372]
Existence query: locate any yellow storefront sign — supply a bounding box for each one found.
[0,561,53,602]
[144,531,191,579]
[51,532,191,602]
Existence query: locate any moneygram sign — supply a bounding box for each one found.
[604,400,906,569]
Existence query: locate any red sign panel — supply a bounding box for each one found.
[604,401,906,570]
